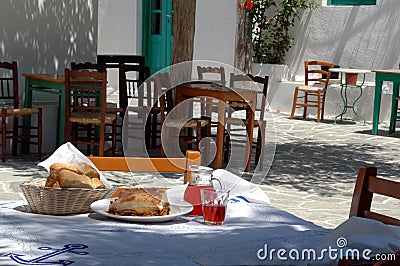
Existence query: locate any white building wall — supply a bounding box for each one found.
[261,0,400,122]
[0,0,98,152]
[193,0,237,67]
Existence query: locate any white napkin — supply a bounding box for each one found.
[311,216,400,265]
[212,169,271,205]
[37,142,112,189]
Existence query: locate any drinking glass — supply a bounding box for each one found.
[200,188,229,225]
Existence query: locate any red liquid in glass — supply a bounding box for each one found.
[203,205,226,225]
[183,185,213,216]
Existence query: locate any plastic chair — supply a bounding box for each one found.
[0,61,42,162]
[88,150,201,184]
[290,61,335,122]
[64,68,117,156]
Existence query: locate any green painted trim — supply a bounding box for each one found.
[327,0,376,5]
[142,0,150,66]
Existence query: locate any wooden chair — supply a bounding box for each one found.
[349,166,400,226]
[197,66,226,118]
[154,72,211,159]
[71,62,120,154]
[290,61,335,122]
[64,68,117,156]
[120,64,155,149]
[71,62,106,72]
[388,64,400,134]
[338,166,400,265]
[197,66,226,85]
[88,150,201,184]
[0,61,42,162]
[225,74,269,169]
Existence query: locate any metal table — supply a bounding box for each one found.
[329,68,371,125]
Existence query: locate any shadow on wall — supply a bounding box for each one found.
[0,0,98,97]
[286,0,400,80]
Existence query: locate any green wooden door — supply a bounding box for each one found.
[143,0,173,74]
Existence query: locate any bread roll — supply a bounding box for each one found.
[58,169,95,189]
[45,162,104,189]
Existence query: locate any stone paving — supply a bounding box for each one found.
[1,113,399,229]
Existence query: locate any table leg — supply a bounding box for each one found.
[58,89,66,145]
[22,77,33,154]
[245,106,255,172]
[214,101,225,169]
[389,82,400,133]
[334,84,348,124]
[372,76,383,135]
[351,85,366,125]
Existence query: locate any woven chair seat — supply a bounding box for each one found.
[106,107,124,114]
[297,85,325,92]
[2,108,41,117]
[70,112,116,125]
[225,117,261,127]
[164,118,210,129]
[128,106,161,115]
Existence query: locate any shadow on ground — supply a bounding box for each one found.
[263,140,399,197]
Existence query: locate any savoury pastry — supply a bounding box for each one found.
[108,188,170,216]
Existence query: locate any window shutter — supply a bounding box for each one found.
[328,0,376,5]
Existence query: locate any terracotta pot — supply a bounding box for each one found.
[346,73,358,85]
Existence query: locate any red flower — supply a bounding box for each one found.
[246,0,254,9]
[245,0,254,9]
[238,2,243,10]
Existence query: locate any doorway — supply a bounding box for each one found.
[143,0,173,74]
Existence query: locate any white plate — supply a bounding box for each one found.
[90,189,192,223]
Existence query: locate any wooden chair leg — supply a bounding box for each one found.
[316,90,321,122]
[303,92,308,119]
[2,111,7,162]
[98,125,105,157]
[321,90,326,121]
[151,113,158,148]
[37,109,42,161]
[290,87,299,119]
[112,120,117,156]
[11,117,18,156]
[389,92,399,134]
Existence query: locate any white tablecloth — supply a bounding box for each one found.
[0,200,329,265]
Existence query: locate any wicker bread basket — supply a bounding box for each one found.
[20,179,115,215]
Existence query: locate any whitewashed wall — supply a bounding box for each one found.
[0,0,98,152]
[259,0,400,122]
[193,0,237,67]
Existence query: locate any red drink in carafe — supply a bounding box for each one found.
[183,185,213,216]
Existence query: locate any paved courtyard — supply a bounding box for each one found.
[1,113,399,229]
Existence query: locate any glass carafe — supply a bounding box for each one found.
[184,165,221,216]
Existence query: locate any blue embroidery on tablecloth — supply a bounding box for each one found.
[2,243,89,265]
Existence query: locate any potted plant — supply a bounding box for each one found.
[345,72,358,85]
[236,0,317,79]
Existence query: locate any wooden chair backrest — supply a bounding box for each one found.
[350,166,400,226]
[305,61,334,89]
[88,150,201,184]
[119,64,151,113]
[71,62,106,72]
[229,73,269,121]
[0,61,19,108]
[197,66,226,85]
